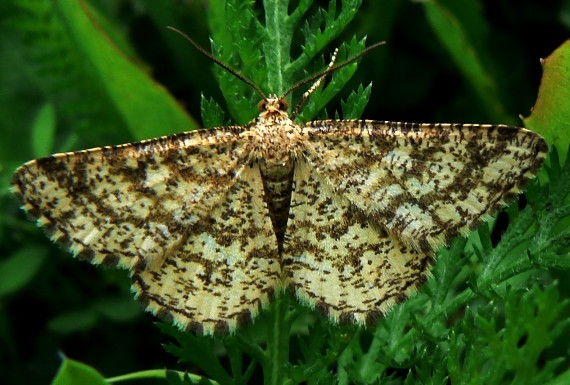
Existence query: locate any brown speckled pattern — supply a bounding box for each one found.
[11,97,547,334]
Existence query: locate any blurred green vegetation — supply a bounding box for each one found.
[1,0,570,384]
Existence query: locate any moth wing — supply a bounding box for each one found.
[299,120,547,251]
[283,157,432,324]
[132,162,281,334]
[12,127,281,334]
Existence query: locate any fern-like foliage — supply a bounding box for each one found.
[202,0,370,125]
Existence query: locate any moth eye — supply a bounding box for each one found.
[279,98,289,111]
[258,100,266,111]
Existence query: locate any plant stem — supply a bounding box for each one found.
[260,1,293,381]
[265,292,290,385]
[105,369,220,384]
[262,0,291,95]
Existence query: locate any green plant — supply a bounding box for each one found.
[1,0,569,384]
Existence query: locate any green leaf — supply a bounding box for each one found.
[200,94,227,128]
[51,355,107,385]
[209,0,265,125]
[289,0,363,77]
[158,322,233,385]
[524,39,570,162]
[54,1,199,140]
[341,83,372,119]
[0,245,48,297]
[447,285,568,384]
[547,368,570,385]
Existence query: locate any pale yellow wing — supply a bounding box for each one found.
[132,162,280,335]
[283,157,432,324]
[11,127,280,334]
[299,120,547,251]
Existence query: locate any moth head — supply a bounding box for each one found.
[258,97,289,113]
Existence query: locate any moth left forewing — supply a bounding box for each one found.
[300,120,547,251]
[11,127,250,270]
[11,126,282,335]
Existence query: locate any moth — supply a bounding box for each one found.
[11,29,547,335]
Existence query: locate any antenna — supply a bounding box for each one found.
[167,26,268,100]
[283,41,386,99]
[291,48,340,118]
[287,41,385,119]
[168,27,385,113]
